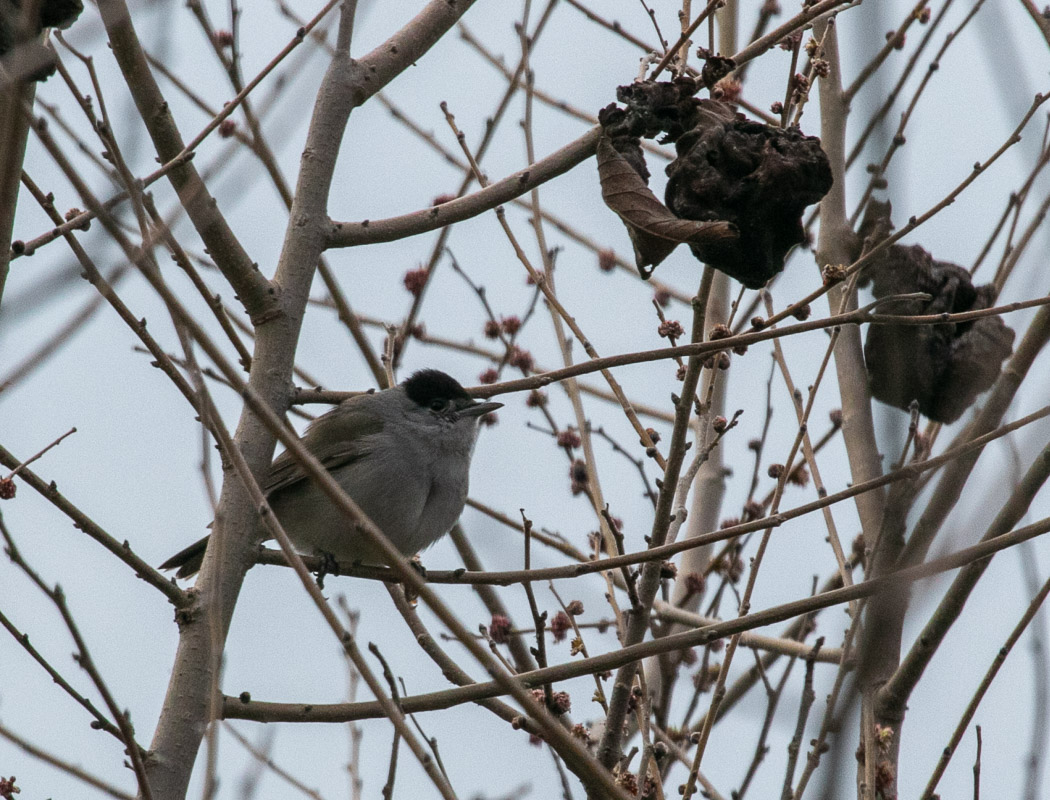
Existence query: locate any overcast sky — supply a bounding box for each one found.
[3,1,1050,798]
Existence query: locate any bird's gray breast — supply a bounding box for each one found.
[387,419,475,554]
[273,417,474,563]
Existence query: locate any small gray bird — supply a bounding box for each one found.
[160,370,502,578]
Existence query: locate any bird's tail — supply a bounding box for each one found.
[158,535,210,579]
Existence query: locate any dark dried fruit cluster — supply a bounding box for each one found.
[858,204,1015,424]
[597,76,832,288]
[665,103,832,288]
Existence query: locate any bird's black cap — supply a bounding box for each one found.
[403,369,473,408]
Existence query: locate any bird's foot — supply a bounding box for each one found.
[409,554,427,580]
[313,550,340,590]
[402,555,427,605]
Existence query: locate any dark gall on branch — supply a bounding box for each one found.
[858,204,1015,424]
[597,78,832,287]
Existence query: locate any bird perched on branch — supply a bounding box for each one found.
[160,370,501,578]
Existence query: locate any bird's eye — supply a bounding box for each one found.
[429,398,448,411]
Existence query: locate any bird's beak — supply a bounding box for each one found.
[460,400,503,418]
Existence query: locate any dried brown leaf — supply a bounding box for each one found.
[597,137,736,278]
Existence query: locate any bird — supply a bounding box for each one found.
[160,369,502,578]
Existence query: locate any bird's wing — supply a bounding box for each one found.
[262,401,384,497]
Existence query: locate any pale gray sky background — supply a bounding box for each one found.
[3,1,1050,798]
